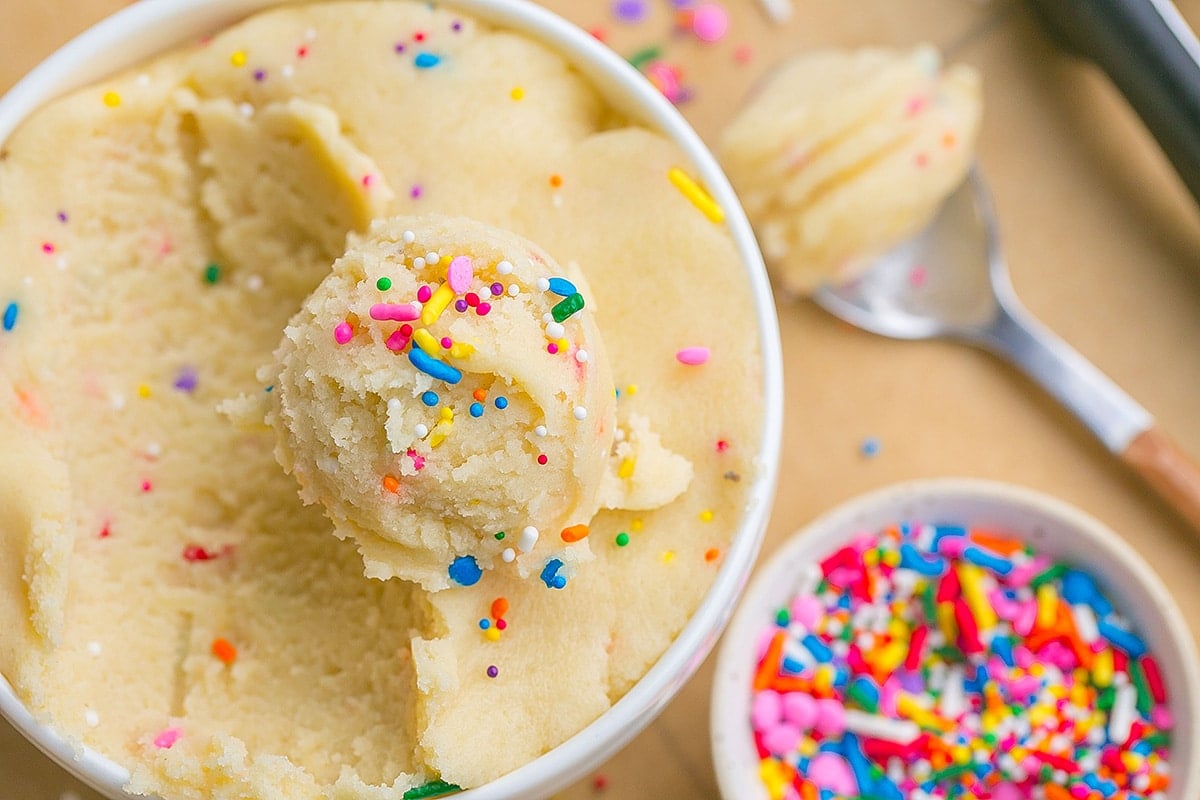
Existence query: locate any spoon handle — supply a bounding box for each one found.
[979,306,1200,532]
[1123,426,1200,532]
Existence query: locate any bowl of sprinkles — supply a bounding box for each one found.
[712,479,1199,800]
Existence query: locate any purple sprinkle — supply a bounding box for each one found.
[490,282,503,296]
[173,366,199,393]
[394,42,406,53]
[486,665,499,678]
[454,299,468,313]
[410,185,423,199]
[253,69,267,82]
[451,20,463,32]
[612,0,647,23]
[56,211,68,223]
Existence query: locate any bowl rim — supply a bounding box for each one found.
[711,477,1200,800]
[0,1,784,798]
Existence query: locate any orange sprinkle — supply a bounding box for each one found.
[211,638,237,665]
[560,524,589,543]
[549,174,563,188]
[1043,785,1073,800]
[472,387,487,402]
[799,781,818,800]
[704,547,721,563]
[942,131,958,148]
[753,631,785,691]
[968,530,1024,556]
[382,475,401,493]
[491,597,509,620]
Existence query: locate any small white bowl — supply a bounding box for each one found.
[712,478,1200,800]
[0,2,783,798]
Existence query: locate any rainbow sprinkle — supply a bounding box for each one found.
[750,523,1172,800]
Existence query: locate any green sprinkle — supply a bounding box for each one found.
[403,781,461,800]
[1097,686,1116,711]
[377,276,393,291]
[615,532,629,547]
[1130,659,1155,717]
[628,46,662,70]
[551,292,584,323]
[1143,731,1171,749]
[494,531,505,540]
[1029,563,1067,589]
[928,764,974,782]
[775,608,789,627]
[203,262,221,284]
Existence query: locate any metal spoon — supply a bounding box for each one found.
[815,170,1200,531]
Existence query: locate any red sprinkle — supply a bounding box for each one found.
[183,544,219,562]
[537,454,548,465]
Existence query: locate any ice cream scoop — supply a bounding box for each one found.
[267,215,620,589]
[718,45,981,295]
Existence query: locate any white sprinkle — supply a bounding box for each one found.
[536,277,550,291]
[402,230,416,244]
[414,423,429,438]
[56,256,68,271]
[756,0,793,23]
[86,641,102,656]
[497,260,513,275]
[533,425,547,437]
[501,547,516,563]
[573,406,587,420]
[574,349,589,364]
[545,321,565,339]
[84,709,100,728]
[110,393,126,411]
[305,27,317,40]
[246,274,264,291]
[507,284,520,297]
[552,194,563,208]
[238,102,255,118]
[387,398,402,412]
[425,252,440,265]
[518,526,539,553]
[281,64,295,78]
[413,257,426,270]
[21,276,32,286]
[136,74,151,87]
[145,442,162,458]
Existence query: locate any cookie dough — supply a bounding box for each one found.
[0,2,763,797]
[718,45,981,294]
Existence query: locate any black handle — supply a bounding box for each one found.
[1026,0,1200,206]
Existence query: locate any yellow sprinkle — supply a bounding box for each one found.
[875,641,907,674]
[1036,583,1058,630]
[430,428,448,449]
[661,550,675,564]
[102,91,121,108]
[556,337,569,351]
[448,342,474,359]
[617,457,636,479]
[960,564,998,631]
[1093,649,1114,687]
[758,759,789,800]
[881,549,901,567]
[699,509,714,522]
[951,745,971,764]
[812,664,834,694]
[136,383,151,398]
[630,518,644,532]
[230,50,247,67]
[936,602,957,642]
[440,407,454,421]
[484,627,501,642]
[625,384,638,396]
[667,166,724,223]
[414,328,440,357]
[798,736,818,758]
[510,86,524,101]
[421,282,455,326]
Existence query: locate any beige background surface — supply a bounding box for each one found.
[2,0,1199,798]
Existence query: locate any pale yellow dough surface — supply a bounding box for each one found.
[718,45,982,295]
[0,1,762,798]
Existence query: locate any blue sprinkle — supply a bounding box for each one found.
[1063,569,1113,616]
[547,277,577,296]
[421,391,439,406]
[414,52,441,69]
[540,558,567,590]
[993,635,1015,667]
[478,618,490,630]
[265,385,274,393]
[494,396,508,410]
[931,525,967,552]
[963,545,1014,575]
[448,555,482,586]
[859,436,880,457]
[849,676,880,707]
[1098,620,1147,657]
[469,402,484,417]
[899,543,945,576]
[409,349,462,384]
[2,302,18,332]
[801,634,832,663]
[781,656,806,674]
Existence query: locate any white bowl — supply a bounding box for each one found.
[0,2,783,798]
[712,478,1200,800]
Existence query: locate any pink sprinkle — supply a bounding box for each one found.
[908,265,928,287]
[141,480,153,493]
[182,545,218,562]
[410,184,423,199]
[385,330,410,352]
[675,346,710,366]
[716,439,730,452]
[334,322,354,344]
[734,44,753,64]
[906,95,928,116]
[41,242,55,254]
[447,256,473,293]
[476,302,491,316]
[407,448,425,471]
[547,343,559,354]
[98,521,112,539]
[370,303,420,322]
[361,174,374,188]
[417,285,433,303]
[440,336,453,349]
[915,152,929,168]
[153,728,183,749]
[691,3,729,43]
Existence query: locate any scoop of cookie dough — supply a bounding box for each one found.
[718,45,981,295]
[268,215,627,590]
